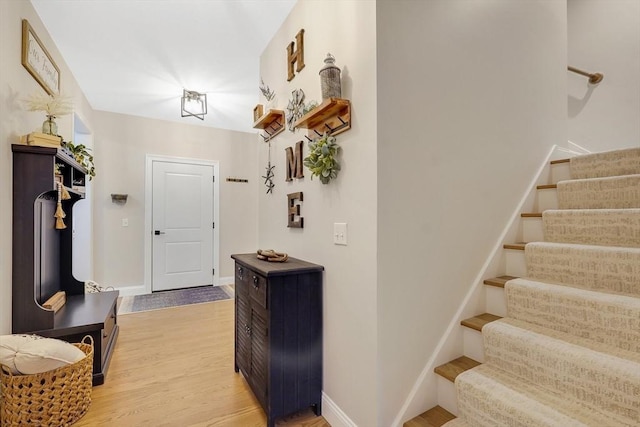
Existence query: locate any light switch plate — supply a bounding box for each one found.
[122,218,129,227]
[334,223,347,245]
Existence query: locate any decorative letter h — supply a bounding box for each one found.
[287,29,305,82]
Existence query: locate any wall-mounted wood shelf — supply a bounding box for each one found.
[253,109,285,142]
[293,98,351,139]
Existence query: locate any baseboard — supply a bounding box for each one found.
[217,276,234,286]
[322,392,357,427]
[116,279,233,297]
[114,284,146,297]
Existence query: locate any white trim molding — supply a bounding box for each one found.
[322,392,357,427]
[144,154,220,295]
[217,276,234,286]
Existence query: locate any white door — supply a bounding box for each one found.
[152,161,214,291]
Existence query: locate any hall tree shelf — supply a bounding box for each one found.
[12,144,119,386]
[293,97,351,139]
[253,109,285,142]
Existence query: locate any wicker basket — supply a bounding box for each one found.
[0,335,93,426]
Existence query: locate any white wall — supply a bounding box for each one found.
[568,0,640,151]
[0,0,95,334]
[376,1,567,425]
[91,111,257,290]
[258,1,378,425]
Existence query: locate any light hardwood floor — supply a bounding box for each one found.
[75,300,330,426]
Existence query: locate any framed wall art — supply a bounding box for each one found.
[22,19,60,96]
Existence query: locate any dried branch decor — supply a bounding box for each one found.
[24,92,73,116]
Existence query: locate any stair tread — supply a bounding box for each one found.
[521,212,542,218]
[550,158,570,164]
[404,406,456,427]
[484,275,518,288]
[435,356,481,382]
[503,242,526,250]
[461,313,502,331]
[537,184,557,190]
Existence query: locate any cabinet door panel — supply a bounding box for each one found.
[236,294,251,374]
[251,304,269,407]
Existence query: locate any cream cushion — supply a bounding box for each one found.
[0,334,85,375]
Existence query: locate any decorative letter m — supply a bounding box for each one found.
[285,141,304,182]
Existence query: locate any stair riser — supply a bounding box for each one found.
[485,285,506,318]
[463,328,485,363]
[550,162,571,184]
[483,322,640,421]
[437,376,459,417]
[526,243,640,296]
[521,217,543,243]
[505,279,640,353]
[535,188,558,211]
[504,250,526,277]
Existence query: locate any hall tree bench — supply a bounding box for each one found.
[12,144,119,385]
[231,253,324,427]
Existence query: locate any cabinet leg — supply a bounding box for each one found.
[267,415,276,427]
[312,402,322,416]
[234,362,239,373]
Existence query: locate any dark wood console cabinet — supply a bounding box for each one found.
[231,254,323,427]
[12,144,118,385]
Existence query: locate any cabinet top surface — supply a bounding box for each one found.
[231,253,324,276]
[12,144,86,173]
[52,291,119,331]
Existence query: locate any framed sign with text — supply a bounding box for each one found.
[22,19,60,96]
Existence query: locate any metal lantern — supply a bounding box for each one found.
[319,53,341,100]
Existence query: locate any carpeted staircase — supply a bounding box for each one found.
[406,147,640,427]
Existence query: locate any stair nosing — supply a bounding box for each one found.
[461,313,502,332]
[536,184,558,190]
[403,405,456,427]
[434,356,481,382]
[483,275,518,288]
[550,158,570,165]
[503,242,526,250]
[521,212,543,218]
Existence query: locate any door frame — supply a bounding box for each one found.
[144,154,220,295]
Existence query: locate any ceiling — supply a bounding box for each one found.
[31,0,297,133]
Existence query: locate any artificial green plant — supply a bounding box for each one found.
[63,141,96,180]
[303,132,341,184]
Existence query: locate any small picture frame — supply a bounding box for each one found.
[253,104,264,123]
[21,20,60,96]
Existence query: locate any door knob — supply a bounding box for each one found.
[154,230,166,235]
